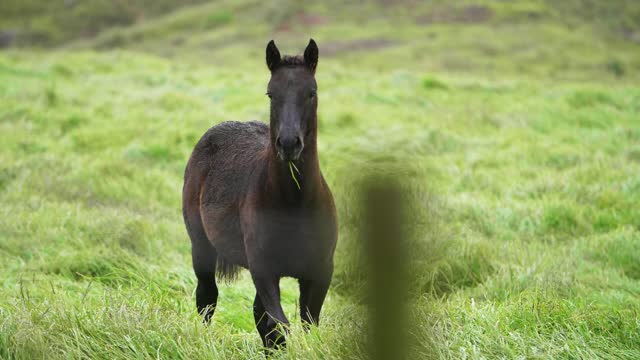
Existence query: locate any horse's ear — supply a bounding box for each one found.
[304,39,318,73]
[266,40,281,72]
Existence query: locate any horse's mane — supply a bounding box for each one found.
[280,55,306,67]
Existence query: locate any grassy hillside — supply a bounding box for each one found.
[0,0,210,46]
[68,0,640,82]
[1,1,640,359]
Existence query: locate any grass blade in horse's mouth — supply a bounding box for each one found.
[288,161,301,190]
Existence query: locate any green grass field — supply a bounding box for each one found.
[1,1,640,358]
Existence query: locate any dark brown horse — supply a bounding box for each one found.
[182,39,337,349]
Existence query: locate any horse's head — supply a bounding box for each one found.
[265,39,318,162]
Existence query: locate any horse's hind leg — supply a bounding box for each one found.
[184,207,218,323]
[183,166,219,323]
[192,235,218,323]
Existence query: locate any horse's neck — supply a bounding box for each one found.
[266,142,321,202]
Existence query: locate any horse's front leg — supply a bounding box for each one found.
[299,275,331,328]
[251,272,289,348]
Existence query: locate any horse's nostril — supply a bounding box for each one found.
[276,136,303,158]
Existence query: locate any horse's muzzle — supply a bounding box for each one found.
[276,136,303,161]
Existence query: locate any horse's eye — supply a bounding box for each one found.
[266,92,272,99]
[309,90,317,99]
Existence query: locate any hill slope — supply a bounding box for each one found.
[2,0,640,80]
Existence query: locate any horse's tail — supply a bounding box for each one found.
[216,256,240,282]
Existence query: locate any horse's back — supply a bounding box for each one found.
[195,120,268,205]
[183,120,269,269]
[189,120,268,163]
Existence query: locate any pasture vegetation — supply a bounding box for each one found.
[1,0,640,358]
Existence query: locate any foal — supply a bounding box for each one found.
[182,39,337,348]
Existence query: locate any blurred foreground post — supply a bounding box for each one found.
[362,177,409,360]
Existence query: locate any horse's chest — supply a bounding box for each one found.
[254,209,334,277]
